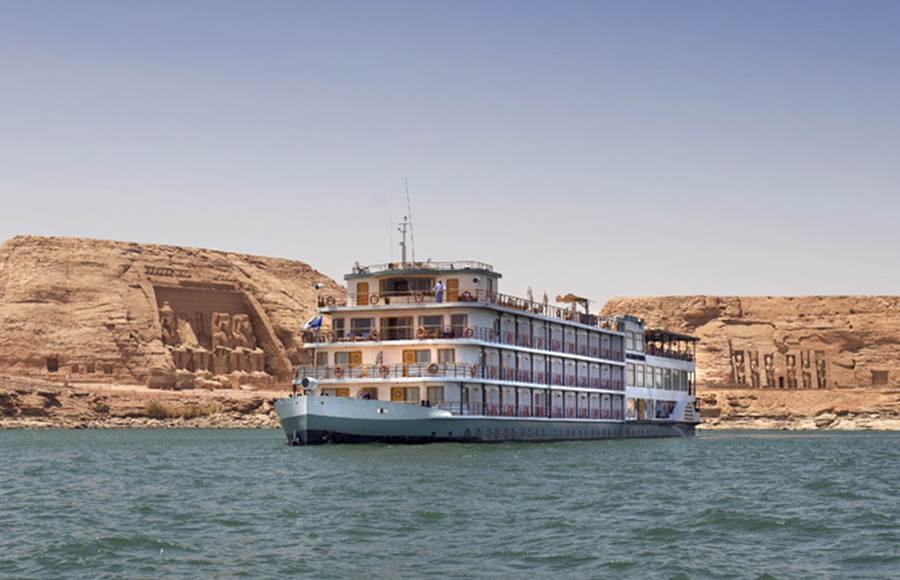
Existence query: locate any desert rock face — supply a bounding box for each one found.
[0,236,342,388]
[601,296,900,389]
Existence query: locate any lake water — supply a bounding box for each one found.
[2,429,899,579]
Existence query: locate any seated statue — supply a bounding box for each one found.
[159,301,179,346]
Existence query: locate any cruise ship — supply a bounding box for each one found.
[275,255,700,444]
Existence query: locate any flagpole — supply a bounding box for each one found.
[313,283,323,391]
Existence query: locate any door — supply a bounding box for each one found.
[356,282,369,305]
[446,279,459,302]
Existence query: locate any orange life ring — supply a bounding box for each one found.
[326,331,336,342]
[414,292,424,303]
[333,365,344,378]
[379,365,390,377]
[416,327,427,339]
[489,367,497,379]
[554,374,561,384]
[489,293,496,303]
[369,328,380,341]
[369,294,379,305]
[505,332,513,343]
[461,290,472,301]
[326,296,336,306]
[427,363,438,375]
[488,330,495,341]
[470,364,477,378]
[464,327,474,338]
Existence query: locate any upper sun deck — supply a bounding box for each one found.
[345,260,498,279]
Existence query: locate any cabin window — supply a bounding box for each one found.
[626,363,635,386]
[350,318,375,339]
[321,388,350,397]
[451,314,468,337]
[664,368,672,389]
[391,386,421,402]
[403,349,431,364]
[635,332,644,352]
[316,352,328,366]
[382,316,412,340]
[438,349,455,363]
[419,315,443,338]
[427,386,444,404]
[380,277,434,297]
[636,364,644,387]
[655,367,663,389]
[332,318,345,340]
[360,387,378,400]
[335,351,362,367]
[625,331,635,351]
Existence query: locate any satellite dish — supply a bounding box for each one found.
[300,377,318,392]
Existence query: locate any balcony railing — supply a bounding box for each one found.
[304,324,626,362]
[295,363,625,392]
[434,402,624,420]
[318,288,620,330]
[350,260,495,275]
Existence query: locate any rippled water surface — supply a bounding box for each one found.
[2,429,899,579]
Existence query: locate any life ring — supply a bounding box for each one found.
[333,365,344,378]
[537,305,544,314]
[461,290,472,301]
[326,330,336,342]
[326,296,336,306]
[505,332,513,343]
[554,374,561,385]
[488,330,495,341]
[552,340,560,351]
[464,327,474,338]
[536,338,543,349]
[416,327,427,339]
[379,365,390,377]
[292,367,299,379]
[489,367,497,379]
[369,294,379,305]
[427,363,439,375]
[414,292,424,303]
[490,404,497,416]
[489,293,496,303]
[470,364,477,378]
[369,328,380,341]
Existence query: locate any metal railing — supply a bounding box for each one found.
[295,363,625,392]
[349,260,495,275]
[434,402,623,420]
[318,288,620,330]
[304,324,626,362]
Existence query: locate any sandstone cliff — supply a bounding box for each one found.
[601,296,900,389]
[0,236,342,388]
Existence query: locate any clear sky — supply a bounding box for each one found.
[2,1,898,307]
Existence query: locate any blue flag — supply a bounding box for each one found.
[302,315,322,330]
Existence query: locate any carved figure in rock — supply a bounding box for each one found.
[732,351,746,385]
[786,354,797,389]
[764,354,775,388]
[159,301,179,346]
[211,313,233,351]
[816,355,827,389]
[191,347,210,373]
[801,352,812,389]
[232,314,257,350]
[249,349,265,373]
[749,351,760,389]
[172,347,191,370]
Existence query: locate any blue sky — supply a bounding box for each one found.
[2,1,898,306]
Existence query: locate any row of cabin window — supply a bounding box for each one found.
[626,363,692,391]
[333,314,469,339]
[320,386,444,403]
[317,348,457,366]
[624,331,645,351]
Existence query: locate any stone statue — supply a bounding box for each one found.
[786,354,797,389]
[732,351,746,386]
[749,351,760,389]
[211,313,233,351]
[764,354,775,388]
[801,351,812,389]
[159,301,179,346]
[816,354,827,389]
[232,314,257,350]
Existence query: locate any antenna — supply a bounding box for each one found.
[405,180,416,264]
[389,204,394,262]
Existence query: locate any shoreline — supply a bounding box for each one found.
[3,377,900,432]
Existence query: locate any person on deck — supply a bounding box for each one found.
[433,279,445,303]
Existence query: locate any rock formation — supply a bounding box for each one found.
[0,236,342,389]
[601,296,900,389]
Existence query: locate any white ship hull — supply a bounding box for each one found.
[275,395,696,445]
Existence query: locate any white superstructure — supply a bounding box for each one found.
[276,259,699,444]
